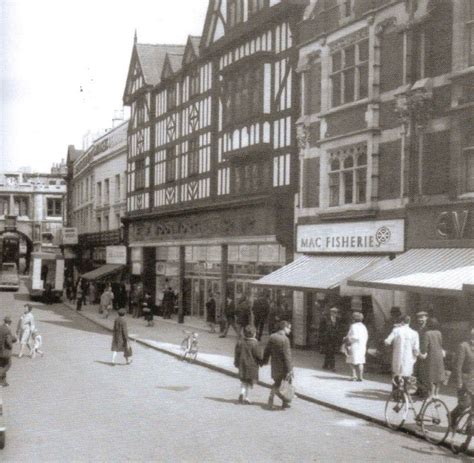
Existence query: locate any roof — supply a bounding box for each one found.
[167,51,185,73]
[136,43,185,86]
[189,36,201,57]
[67,145,83,164]
[348,248,474,296]
[252,255,386,291]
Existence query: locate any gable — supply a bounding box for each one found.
[202,0,227,49]
[161,55,174,80]
[183,38,197,65]
[123,47,146,104]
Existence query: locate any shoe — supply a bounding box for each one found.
[238,394,244,404]
[351,377,357,381]
[126,359,132,365]
[243,398,252,405]
[219,335,226,338]
[281,402,291,410]
[267,396,274,409]
[1,382,9,387]
[357,378,363,382]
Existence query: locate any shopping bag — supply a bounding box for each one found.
[125,345,133,358]
[278,374,295,403]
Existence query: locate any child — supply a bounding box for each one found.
[234,325,263,404]
[30,329,44,358]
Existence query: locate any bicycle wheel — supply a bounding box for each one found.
[450,410,472,454]
[385,390,408,430]
[420,398,450,445]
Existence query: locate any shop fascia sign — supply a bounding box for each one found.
[61,227,78,245]
[436,210,471,240]
[297,220,405,254]
[106,245,127,265]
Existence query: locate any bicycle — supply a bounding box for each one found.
[180,330,198,362]
[449,406,473,454]
[384,376,450,445]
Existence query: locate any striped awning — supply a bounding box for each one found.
[252,255,386,291]
[81,264,125,281]
[348,248,474,296]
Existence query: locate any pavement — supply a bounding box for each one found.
[62,300,465,448]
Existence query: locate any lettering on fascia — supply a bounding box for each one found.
[436,210,469,240]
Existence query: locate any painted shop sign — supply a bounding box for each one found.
[297,220,405,254]
[106,245,127,265]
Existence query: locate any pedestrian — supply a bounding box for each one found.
[142,302,154,327]
[44,282,54,305]
[87,282,97,305]
[234,325,263,404]
[418,318,446,398]
[220,296,239,338]
[343,312,368,381]
[414,310,429,397]
[378,306,402,373]
[0,316,17,387]
[30,329,44,358]
[236,295,252,335]
[319,307,343,372]
[81,279,89,306]
[76,278,84,311]
[206,294,217,333]
[17,304,35,358]
[111,309,132,365]
[100,285,114,318]
[252,292,270,341]
[162,287,175,319]
[384,314,420,382]
[132,285,142,318]
[263,320,293,410]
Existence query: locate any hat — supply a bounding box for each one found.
[329,307,340,313]
[3,316,12,323]
[118,308,126,316]
[416,311,428,317]
[352,311,364,322]
[390,306,401,314]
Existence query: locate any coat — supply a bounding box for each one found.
[0,324,17,358]
[455,341,474,393]
[345,322,368,365]
[319,316,343,355]
[111,316,129,352]
[419,329,445,385]
[385,325,420,377]
[206,298,216,323]
[234,337,263,384]
[100,290,114,309]
[263,331,292,381]
[252,297,270,321]
[17,312,35,344]
[237,299,251,327]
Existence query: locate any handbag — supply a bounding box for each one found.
[125,344,133,358]
[278,374,295,403]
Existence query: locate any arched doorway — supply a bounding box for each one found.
[0,230,33,274]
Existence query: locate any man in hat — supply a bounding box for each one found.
[319,307,343,372]
[111,309,132,365]
[414,310,429,397]
[0,316,17,387]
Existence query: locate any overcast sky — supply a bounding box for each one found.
[0,0,209,172]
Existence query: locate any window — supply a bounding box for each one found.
[249,0,265,15]
[48,180,56,186]
[232,161,271,195]
[135,159,146,190]
[228,0,244,27]
[223,67,264,126]
[14,197,28,216]
[104,215,109,231]
[115,174,121,201]
[47,198,62,216]
[97,182,102,205]
[167,86,177,109]
[468,0,474,65]
[0,197,8,215]
[328,146,367,207]
[137,100,145,125]
[116,213,121,229]
[331,38,369,107]
[166,147,176,183]
[104,179,110,204]
[189,69,200,97]
[97,217,102,232]
[188,138,200,176]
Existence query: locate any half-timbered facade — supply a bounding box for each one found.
[123,1,309,320]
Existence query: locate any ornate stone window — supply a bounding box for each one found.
[328,145,367,207]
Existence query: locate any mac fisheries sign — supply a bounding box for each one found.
[297,220,405,254]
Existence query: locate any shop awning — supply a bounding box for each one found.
[348,248,474,296]
[252,255,386,291]
[81,264,125,281]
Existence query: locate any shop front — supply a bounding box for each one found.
[348,203,474,350]
[253,219,406,348]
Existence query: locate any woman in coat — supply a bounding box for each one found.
[343,311,368,381]
[418,318,445,398]
[234,325,263,404]
[206,294,217,333]
[17,304,35,358]
[111,309,131,365]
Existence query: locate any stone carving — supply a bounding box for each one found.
[394,87,433,127]
[296,124,310,151]
[375,17,397,36]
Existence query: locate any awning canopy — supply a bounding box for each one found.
[252,255,386,291]
[81,264,125,281]
[348,248,474,296]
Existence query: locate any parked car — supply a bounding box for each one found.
[0,262,20,291]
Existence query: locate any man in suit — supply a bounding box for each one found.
[263,320,293,409]
[414,310,429,397]
[252,292,270,341]
[319,307,343,372]
[0,316,17,387]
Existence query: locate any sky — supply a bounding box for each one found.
[0,0,209,172]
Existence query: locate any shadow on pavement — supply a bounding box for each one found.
[400,445,458,460]
[94,360,125,367]
[156,386,191,392]
[345,388,390,402]
[13,293,31,302]
[205,396,269,408]
[313,375,353,382]
[41,318,107,335]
